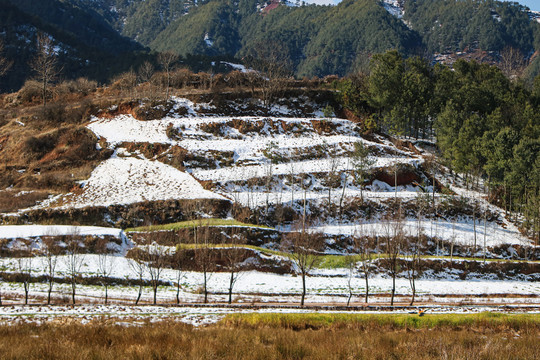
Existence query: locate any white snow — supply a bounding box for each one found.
[382,0,404,18]
[204,33,213,47]
[51,157,226,209]
[0,259,537,309]
[222,62,255,73]
[193,157,419,182]
[313,218,531,247]
[0,225,124,239]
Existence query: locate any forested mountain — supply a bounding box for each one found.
[403,0,539,54]
[0,0,146,91]
[1,0,540,89]
[79,0,540,77]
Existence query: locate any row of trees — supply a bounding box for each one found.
[0,203,524,308]
[0,235,111,306]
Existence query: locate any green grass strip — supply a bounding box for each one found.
[221,312,540,330]
[126,219,273,232]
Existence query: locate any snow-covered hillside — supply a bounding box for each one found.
[67,97,529,248]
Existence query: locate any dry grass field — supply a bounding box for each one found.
[0,313,538,359]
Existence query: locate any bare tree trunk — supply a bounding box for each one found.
[302,183,307,233]
[301,272,306,307]
[229,271,235,304]
[394,168,398,200]
[42,78,47,106]
[47,281,53,305]
[71,281,76,305]
[409,279,416,306]
[24,283,29,305]
[473,205,477,250]
[166,72,170,100]
[483,211,487,264]
[364,275,369,303]
[104,284,108,305]
[391,275,396,306]
[135,284,142,305]
[339,171,347,219]
[203,270,209,304]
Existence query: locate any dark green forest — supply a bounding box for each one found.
[3,0,540,87]
[403,0,539,54]
[336,50,539,238]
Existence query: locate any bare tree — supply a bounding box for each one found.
[352,142,374,202]
[325,153,341,206]
[194,224,215,304]
[407,195,428,305]
[244,70,261,98]
[173,244,187,305]
[353,227,375,304]
[390,162,400,201]
[30,32,61,106]
[483,208,488,264]
[222,228,247,304]
[127,252,146,305]
[281,223,324,307]
[264,159,274,217]
[244,40,292,109]
[158,51,179,100]
[499,46,526,79]
[472,200,478,251]
[64,234,85,305]
[131,229,172,305]
[138,60,157,99]
[344,253,357,307]
[0,38,12,78]
[15,250,33,305]
[450,216,456,265]
[138,61,155,84]
[383,211,405,306]
[405,234,422,306]
[96,239,115,304]
[112,70,137,99]
[144,241,168,305]
[41,237,60,305]
[288,159,296,205]
[338,158,351,219]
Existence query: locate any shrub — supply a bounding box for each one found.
[17,80,42,104]
[109,71,137,92]
[24,133,58,159]
[38,103,65,123]
[54,78,97,97]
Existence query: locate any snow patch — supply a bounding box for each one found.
[52,157,226,209]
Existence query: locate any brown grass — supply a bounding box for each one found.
[0,189,51,213]
[0,318,537,359]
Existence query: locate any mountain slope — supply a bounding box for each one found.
[403,0,539,54]
[297,0,421,76]
[2,0,540,87]
[150,1,241,56]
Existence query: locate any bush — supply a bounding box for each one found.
[24,133,59,159]
[170,68,193,88]
[39,103,66,123]
[109,71,137,92]
[55,78,97,97]
[17,80,42,104]
[36,100,99,124]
